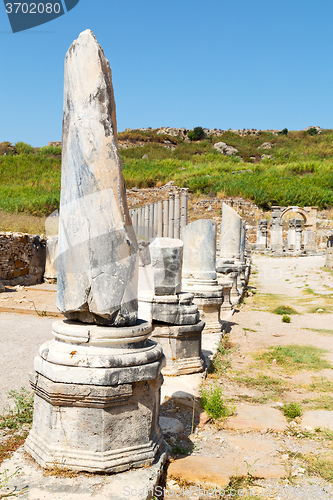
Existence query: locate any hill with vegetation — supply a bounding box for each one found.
[1,127,333,223]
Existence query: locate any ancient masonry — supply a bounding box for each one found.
[0,232,45,285]
[25,30,166,476]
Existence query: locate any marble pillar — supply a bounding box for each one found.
[219,203,241,261]
[182,219,222,334]
[304,229,316,254]
[270,207,283,253]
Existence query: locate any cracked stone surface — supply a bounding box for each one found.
[56,29,138,326]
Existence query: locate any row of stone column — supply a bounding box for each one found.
[138,204,250,377]
[129,189,188,240]
[256,218,316,253]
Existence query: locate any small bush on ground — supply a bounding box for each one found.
[209,335,235,374]
[282,402,302,420]
[273,305,298,315]
[201,384,235,420]
[0,387,34,430]
[282,314,291,323]
[188,127,205,141]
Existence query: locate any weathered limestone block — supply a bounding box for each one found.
[219,203,241,261]
[151,321,205,376]
[56,29,138,327]
[149,238,183,296]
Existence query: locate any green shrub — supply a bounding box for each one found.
[278,128,289,135]
[282,402,302,420]
[0,142,14,156]
[38,145,62,156]
[273,305,298,315]
[282,314,291,323]
[188,126,205,141]
[0,387,34,430]
[14,142,35,155]
[201,384,235,420]
[307,127,318,136]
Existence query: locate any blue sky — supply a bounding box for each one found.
[0,0,332,146]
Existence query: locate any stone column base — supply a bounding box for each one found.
[25,319,165,474]
[151,321,205,376]
[182,279,223,334]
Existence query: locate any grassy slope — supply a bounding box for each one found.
[1,129,333,218]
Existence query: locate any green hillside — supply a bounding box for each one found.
[1,128,333,218]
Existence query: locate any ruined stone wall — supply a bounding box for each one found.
[0,232,46,285]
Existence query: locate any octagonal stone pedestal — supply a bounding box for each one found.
[151,320,205,376]
[25,319,166,473]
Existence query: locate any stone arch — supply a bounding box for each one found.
[280,206,309,226]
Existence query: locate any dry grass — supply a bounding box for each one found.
[0,432,28,465]
[0,211,45,235]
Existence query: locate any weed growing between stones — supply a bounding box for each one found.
[208,335,237,375]
[0,387,34,430]
[200,384,235,421]
[303,453,333,482]
[282,402,302,420]
[255,344,333,372]
[0,467,27,494]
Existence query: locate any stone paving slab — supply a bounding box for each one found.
[168,454,285,490]
[301,410,333,431]
[224,404,288,432]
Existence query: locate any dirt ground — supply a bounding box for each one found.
[162,254,333,499]
[1,255,333,499]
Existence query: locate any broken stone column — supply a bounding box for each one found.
[218,279,233,320]
[182,219,222,334]
[325,233,333,269]
[304,229,316,254]
[287,219,297,251]
[295,220,303,252]
[270,207,283,253]
[219,203,241,262]
[138,238,205,375]
[256,219,268,250]
[25,30,165,474]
